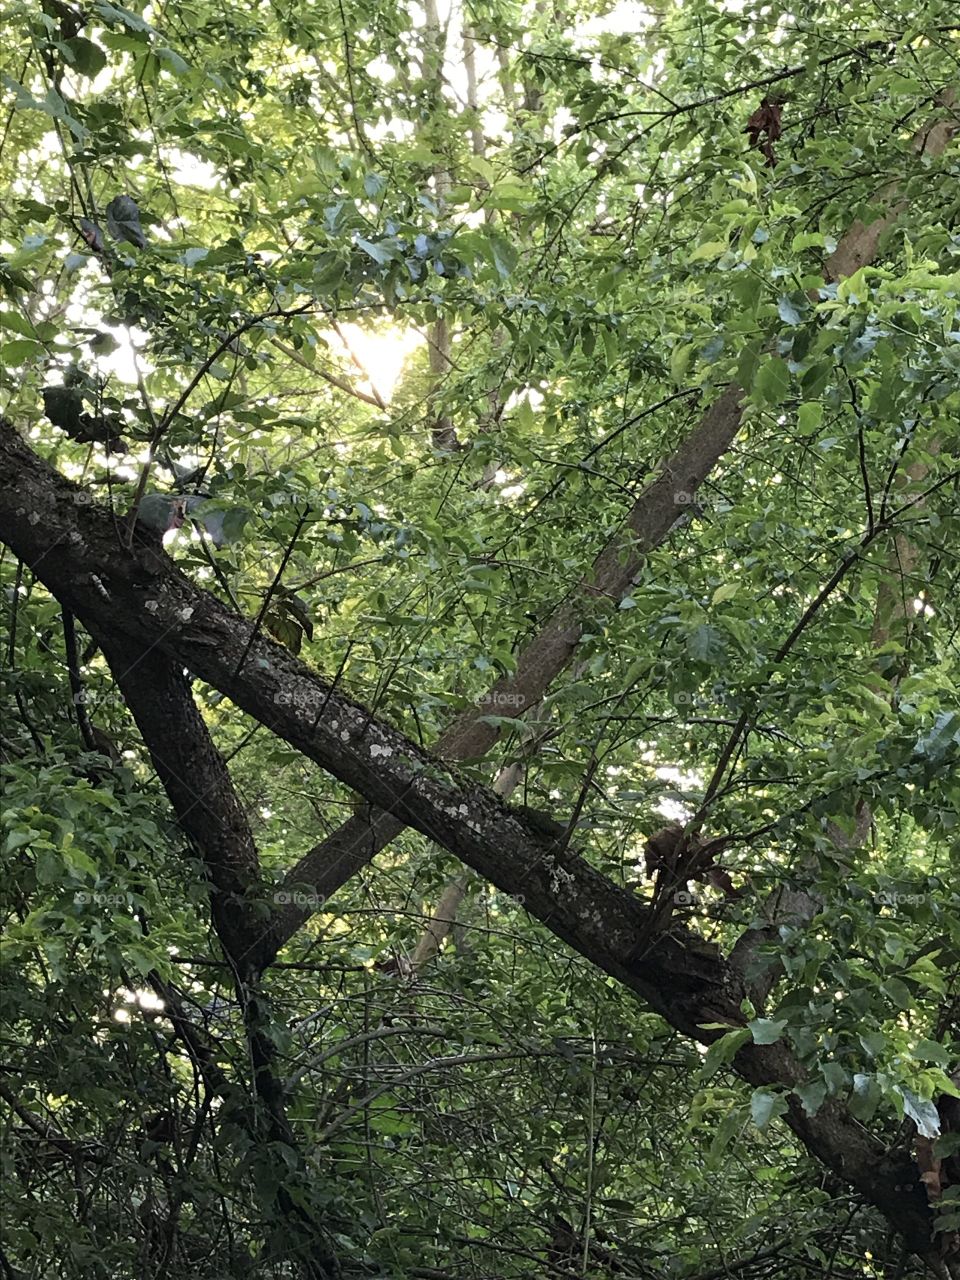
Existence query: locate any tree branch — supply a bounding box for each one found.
[0,418,944,1265]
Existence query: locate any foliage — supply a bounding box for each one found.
[1,0,959,1275]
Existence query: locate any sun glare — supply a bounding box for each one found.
[329,323,422,403]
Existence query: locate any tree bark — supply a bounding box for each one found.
[0,418,947,1267]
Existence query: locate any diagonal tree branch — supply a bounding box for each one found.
[270,86,958,944]
[0,420,947,1269]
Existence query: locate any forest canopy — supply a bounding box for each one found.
[0,1,959,1278]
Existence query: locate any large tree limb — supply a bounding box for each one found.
[94,633,269,975]
[0,421,721,1009]
[0,418,945,1267]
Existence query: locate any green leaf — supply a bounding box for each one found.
[899,1088,940,1139]
[794,1081,827,1116]
[913,1039,952,1066]
[859,1031,886,1058]
[2,829,35,855]
[849,1073,881,1122]
[670,341,694,384]
[1,78,87,139]
[750,1089,787,1130]
[711,583,739,605]
[488,233,518,279]
[936,1135,960,1160]
[363,172,386,199]
[706,1108,744,1168]
[155,47,190,75]
[797,402,822,434]
[701,334,724,363]
[791,232,825,252]
[601,327,618,364]
[777,296,802,325]
[356,237,396,266]
[902,957,946,994]
[686,624,726,663]
[749,1017,787,1046]
[63,37,108,78]
[689,240,728,262]
[881,977,913,1010]
[0,339,42,364]
[801,362,832,399]
[124,942,158,977]
[736,340,762,387]
[94,1,153,32]
[313,253,346,292]
[754,357,790,406]
[88,331,120,355]
[916,712,960,762]
[61,845,98,878]
[701,1027,751,1077]
[486,180,531,211]
[265,610,304,654]
[0,310,36,337]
